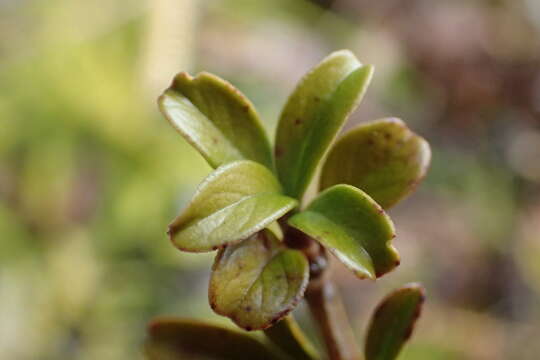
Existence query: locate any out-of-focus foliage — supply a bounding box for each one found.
[1,1,212,359]
[365,284,424,360]
[145,318,281,360]
[2,0,540,359]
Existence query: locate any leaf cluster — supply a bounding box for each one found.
[150,50,431,360]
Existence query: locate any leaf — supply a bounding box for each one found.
[168,161,297,252]
[159,71,273,169]
[320,118,431,209]
[365,284,425,360]
[209,230,309,331]
[264,316,320,360]
[145,317,282,360]
[274,49,374,200]
[288,184,399,279]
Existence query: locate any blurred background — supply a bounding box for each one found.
[1,0,540,359]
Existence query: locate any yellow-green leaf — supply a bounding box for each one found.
[288,184,399,279]
[209,230,309,331]
[159,72,273,169]
[145,318,281,360]
[275,50,373,200]
[365,284,425,360]
[320,118,431,209]
[169,161,297,252]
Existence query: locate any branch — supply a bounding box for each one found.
[305,273,361,360]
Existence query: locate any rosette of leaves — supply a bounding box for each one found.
[149,50,431,360]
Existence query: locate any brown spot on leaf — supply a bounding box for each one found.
[275,146,284,158]
[294,118,303,126]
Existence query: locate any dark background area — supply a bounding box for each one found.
[1,0,540,359]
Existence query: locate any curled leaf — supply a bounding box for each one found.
[209,230,309,331]
[288,184,399,279]
[145,317,281,360]
[169,161,297,252]
[320,118,431,209]
[365,284,425,360]
[159,71,273,169]
[275,50,374,200]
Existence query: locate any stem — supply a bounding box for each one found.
[305,274,362,360]
[282,223,361,360]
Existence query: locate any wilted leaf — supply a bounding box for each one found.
[145,317,281,360]
[209,230,309,331]
[275,50,374,200]
[320,118,431,209]
[159,72,273,169]
[365,284,425,360]
[264,316,320,360]
[169,161,297,252]
[288,184,399,279]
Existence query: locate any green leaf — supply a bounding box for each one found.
[145,317,282,360]
[209,230,309,331]
[159,71,273,169]
[365,284,425,360]
[288,184,399,279]
[274,49,374,200]
[320,118,431,209]
[264,316,320,360]
[168,161,297,252]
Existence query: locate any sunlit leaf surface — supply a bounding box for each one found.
[275,50,373,200]
[159,72,273,169]
[168,161,297,252]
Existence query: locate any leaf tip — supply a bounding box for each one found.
[365,284,426,360]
